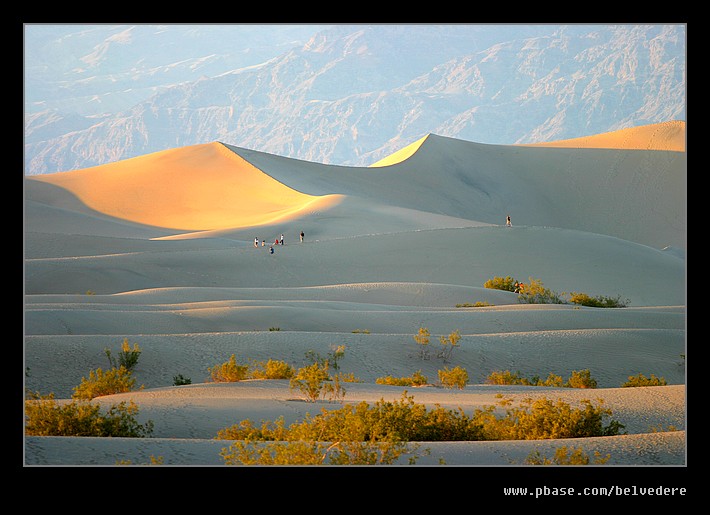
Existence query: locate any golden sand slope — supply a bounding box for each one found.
[30,142,330,231]
[369,135,429,167]
[521,120,685,151]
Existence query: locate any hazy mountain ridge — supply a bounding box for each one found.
[24,24,685,175]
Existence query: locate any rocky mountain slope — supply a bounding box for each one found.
[24,24,685,175]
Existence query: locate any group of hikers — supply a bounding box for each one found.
[253,231,305,254]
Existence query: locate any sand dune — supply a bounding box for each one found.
[520,121,686,152]
[23,122,686,474]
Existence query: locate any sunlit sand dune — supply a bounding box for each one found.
[521,121,685,151]
[30,141,329,231]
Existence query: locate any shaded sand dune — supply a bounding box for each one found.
[24,122,686,470]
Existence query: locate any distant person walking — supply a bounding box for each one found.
[254,237,259,247]
[300,231,305,242]
[280,234,285,245]
[269,245,274,254]
[506,215,512,227]
[262,240,265,247]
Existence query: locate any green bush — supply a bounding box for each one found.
[208,354,249,382]
[173,374,192,386]
[105,338,141,371]
[621,373,667,387]
[72,366,139,400]
[25,392,153,437]
[438,366,468,389]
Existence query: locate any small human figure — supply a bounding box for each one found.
[280,234,284,245]
[262,240,265,247]
[506,215,512,227]
[274,237,280,245]
[254,237,259,247]
[269,245,274,254]
[300,231,304,242]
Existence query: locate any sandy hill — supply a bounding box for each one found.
[24,122,686,474]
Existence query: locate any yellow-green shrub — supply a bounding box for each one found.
[208,354,249,382]
[376,370,428,386]
[621,373,667,387]
[25,392,153,437]
[250,359,295,379]
[484,276,518,292]
[72,366,138,400]
[438,366,468,389]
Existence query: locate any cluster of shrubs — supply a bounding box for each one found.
[413,327,461,362]
[487,370,668,388]
[487,369,598,388]
[25,336,669,467]
[217,391,625,465]
[481,276,629,307]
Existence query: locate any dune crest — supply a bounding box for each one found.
[29,142,328,231]
[520,121,685,151]
[369,135,429,167]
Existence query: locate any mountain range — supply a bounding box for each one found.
[24,24,685,175]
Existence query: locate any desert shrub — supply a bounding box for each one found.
[289,362,332,402]
[484,276,518,292]
[221,438,412,466]
[324,372,347,402]
[518,278,565,304]
[336,371,363,383]
[525,446,611,465]
[413,327,431,359]
[621,373,667,387]
[565,369,597,389]
[376,370,428,387]
[537,373,565,387]
[487,370,526,385]
[217,393,624,465]
[486,370,567,387]
[437,330,461,362]
[219,392,483,465]
[305,345,346,371]
[105,338,141,371]
[480,397,625,440]
[173,374,192,386]
[208,354,249,382]
[72,366,139,400]
[438,366,468,389]
[25,392,153,437]
[250,359,296,380]
[117,455,164,466]
[456,301,493,307]
[568,293,629,308]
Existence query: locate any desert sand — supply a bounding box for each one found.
[24,122,686,480]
